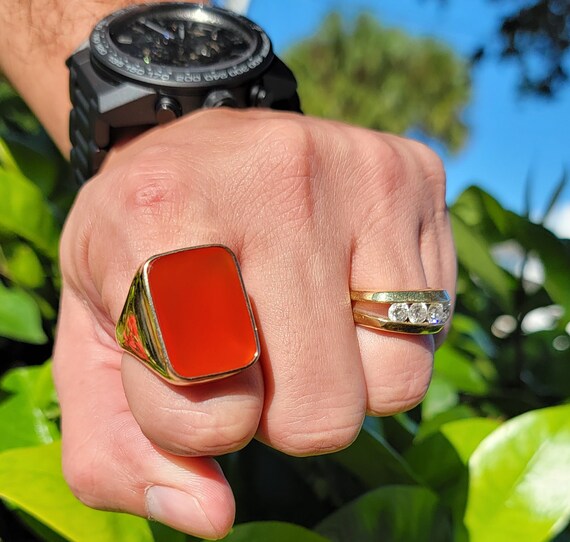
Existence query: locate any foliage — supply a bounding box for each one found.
[1,11,569,542]
[285,13,471,153]
[476,0,570,96]
[0,77,40,136]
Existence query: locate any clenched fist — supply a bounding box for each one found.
[53,109,455,537]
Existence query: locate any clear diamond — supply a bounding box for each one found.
[441,303,451,323]
[388,303,409,322]
[409,303,428,324]
[428,303,444,324]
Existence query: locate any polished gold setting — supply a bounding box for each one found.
[115,260,172,380]
[115,244,261,385]
[351,289,451,335]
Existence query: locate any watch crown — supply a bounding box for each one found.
[155,97,182,124]
[203,90,238,109]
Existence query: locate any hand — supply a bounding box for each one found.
[53,108,455,538]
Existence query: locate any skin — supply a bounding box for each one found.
[1,1,456,538]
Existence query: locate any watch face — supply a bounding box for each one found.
[90,3,273,89]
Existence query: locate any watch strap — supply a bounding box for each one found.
[68,49,111,186]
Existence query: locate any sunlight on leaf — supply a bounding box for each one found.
[0,281,46,344]
[0,442,153,542]
[0,363,59,452]
[465,404,570,542]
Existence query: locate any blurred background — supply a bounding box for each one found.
[249,0,570,217]
[0,1,569,541]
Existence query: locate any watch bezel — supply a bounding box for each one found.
[89,3,274,90]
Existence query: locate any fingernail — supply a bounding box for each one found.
[145,485,220,539]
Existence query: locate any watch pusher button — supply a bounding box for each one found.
[250,85,268,107]
[155,97,182,124]
[203,90,238,108]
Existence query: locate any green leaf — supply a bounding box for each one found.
[453,186,570,315]
[541,170,567,224]
[404,417,499,496]
[416,404,477,441]
[508,217,570,314]
[0,81,40,136]
[434,344,489,395]
[405,418,501,531]
[0,281,47,343]
[149,521,188,542]
[449,313,496,359]
[0,363,59,451]
[315,486,449,542]
[439,417,501,464]
[451,212,515,312]
[331,425,419,487]
[0,143,60,259]
[421,375,458,420]
[0,137,19,171]
[377,414,417,453]
[2,137,59,196]
[0,442,154,542]
[213,522,330,542]
[13,509,69,542]
[3,242,45,288]
[452,186,508,241]
[465,404,570,542]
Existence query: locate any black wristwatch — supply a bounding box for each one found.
[67,3,302,185]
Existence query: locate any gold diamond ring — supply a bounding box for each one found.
[350,289,451,335]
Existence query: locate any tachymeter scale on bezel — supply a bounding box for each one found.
[89,3,273,88]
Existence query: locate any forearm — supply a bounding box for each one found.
[0,0,199,153]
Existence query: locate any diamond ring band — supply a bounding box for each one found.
[350,289,451,335]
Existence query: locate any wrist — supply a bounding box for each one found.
[0,0,202,152]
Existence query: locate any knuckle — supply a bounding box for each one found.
[407,140,447,203]
[409,138,445,177]
[149,401,259,456]
[347,133,409,232]
[361,133,406,181]
[367,349,433,416]
[257,118,315,184]
[267,394,365,456]
[203,412,258,454]
[250,118,317,228]
[273,422,362,457]
[117,145,189,223]
[349,132,408,208]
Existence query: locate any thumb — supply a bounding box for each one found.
[53,287,235,538]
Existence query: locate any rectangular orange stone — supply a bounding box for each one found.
[145,245,259,381]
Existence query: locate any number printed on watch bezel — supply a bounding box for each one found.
[89,3,274,90]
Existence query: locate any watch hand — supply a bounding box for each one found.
[141,20,176,40]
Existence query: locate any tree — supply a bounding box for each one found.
[497,0,570,95]
[433,0,570,96]
[285,13,471,152]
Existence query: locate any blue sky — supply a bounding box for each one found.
[244,0,570,224]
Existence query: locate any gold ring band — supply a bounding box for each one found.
[350,289,451,335]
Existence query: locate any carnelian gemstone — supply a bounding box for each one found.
[146,246,258,380]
